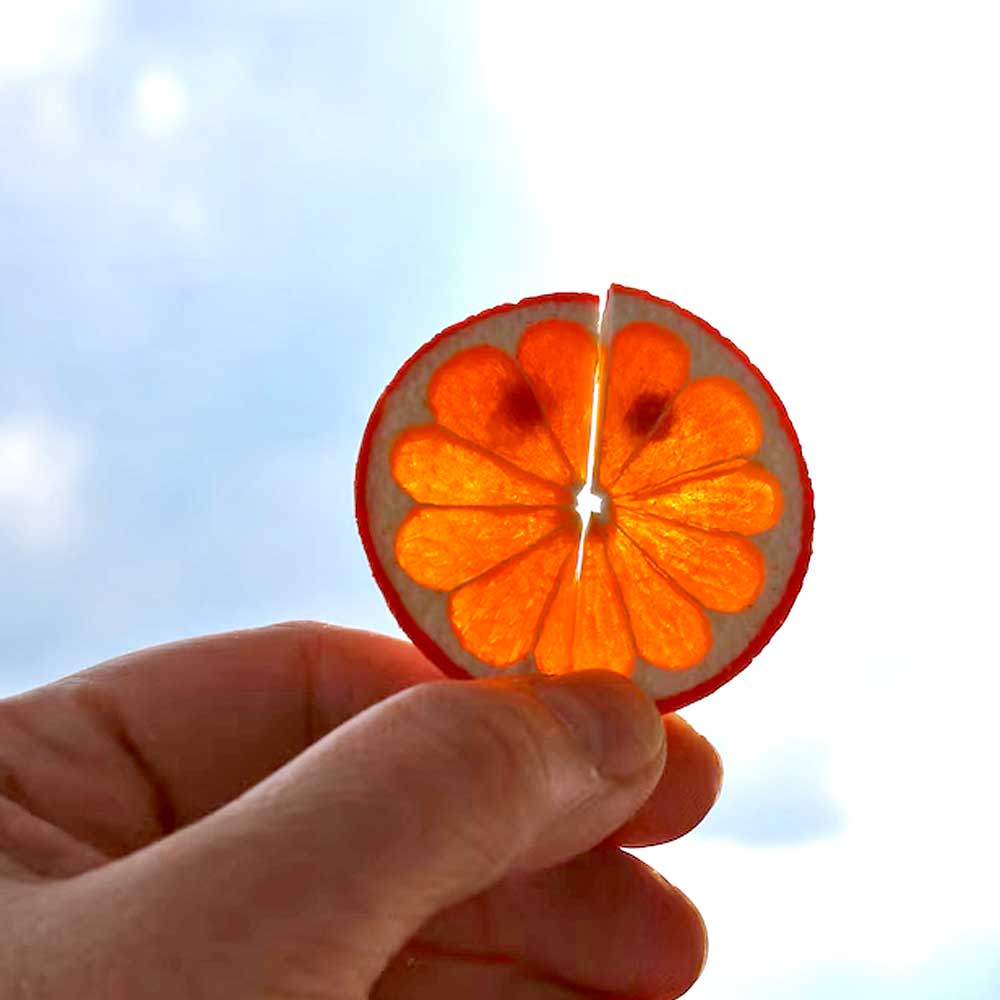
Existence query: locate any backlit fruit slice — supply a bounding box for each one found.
[356,285,814,713]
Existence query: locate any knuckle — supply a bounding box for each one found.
[270,619,336,652]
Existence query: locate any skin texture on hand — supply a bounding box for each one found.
[0,622,722,999]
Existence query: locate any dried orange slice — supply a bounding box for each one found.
[356,285,813,712]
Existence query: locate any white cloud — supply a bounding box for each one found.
[134,68,188,136]
[0,417,87,548]
[30,79,81,150]
[168,190,206,235]
[638,810,1000,991]
[0,0,106,81]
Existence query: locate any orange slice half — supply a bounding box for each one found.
[356,285,813,712]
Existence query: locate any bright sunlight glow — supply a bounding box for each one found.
[573,484,606,520]
[134,68,187,135]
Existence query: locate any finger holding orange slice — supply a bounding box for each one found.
[356,284,813,713]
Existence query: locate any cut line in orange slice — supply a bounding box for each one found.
[356,286,814,713]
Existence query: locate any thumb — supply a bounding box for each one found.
[66,672,665,995]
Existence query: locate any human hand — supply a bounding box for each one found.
[0,621,721,999]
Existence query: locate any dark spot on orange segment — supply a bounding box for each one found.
[597,323,689,489]
[503,383,544,428]
[427,345,572,484]
[614,377,764,495]
[650,410,676,441]
[628,392,671,437]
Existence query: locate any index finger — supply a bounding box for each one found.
[1,622,441,854]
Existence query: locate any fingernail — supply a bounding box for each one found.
[532,671,665,779]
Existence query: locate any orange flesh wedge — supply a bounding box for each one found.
[357,286,813,712]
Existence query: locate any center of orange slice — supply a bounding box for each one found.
[574,483,608,522]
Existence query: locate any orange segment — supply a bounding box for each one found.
[570,527,636,674]
[534,556,577,675]
[395,506,574,591]
[517,319,599,481]
[613,377,764,495]
[534,529,635,676]
[448,529,577,667]
[428,345,573,484]
[598,322,690,489]
[618,462,783,535]
[617,508,765,612]
[605,524,712,670]
[391,426,572,506]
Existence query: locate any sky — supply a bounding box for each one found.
[1,1,999,996]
